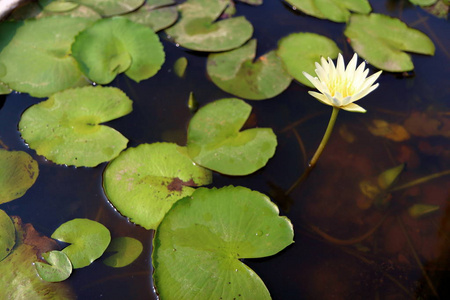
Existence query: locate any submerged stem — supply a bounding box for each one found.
[390,169,450,192]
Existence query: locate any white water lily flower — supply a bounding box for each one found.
[303,53,382,113]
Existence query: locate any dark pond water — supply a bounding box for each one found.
[1,0,449,299]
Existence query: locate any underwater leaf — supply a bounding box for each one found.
[0,149,39,204]
[187,98,277,175]
[103,142,212,230]
[408,203,440,218]
[71,0,145,16]
[0,217,75,299]
[276,32,341,88]
[368,119,410,141]
[35,250,72,282]
[0,16,92,97]
[72,17,165,84]
[19,86,132,167]
[285,0,371,22]
[207,39,292,100]
[174,57,188,78]
[344,13,435,72]
[377,164,404,190]
[51,218,111,269]
[0,209,15,261]
[122,0,178,32]
[165,0,253,52]
[103,237,143,268]
[153,186,294,300]
[422,0,449,19]
[39,0,79,12]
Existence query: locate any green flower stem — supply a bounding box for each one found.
[286,107,340,195]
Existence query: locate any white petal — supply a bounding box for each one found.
[314,63,329,83]
[360,70,382,91]
[340,95,354,106]
[320,57,329,73]
[303,72,329,95]
[333,91,344,105]
[327,57,336,78]
[342,103,367,113]
[336,53,345,77]
[325,92,339,107]
[345,53,358,80]
[351,83,379,102]
[308,91,333,106]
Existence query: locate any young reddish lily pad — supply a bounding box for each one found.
[35,250,72,282]
[187,98,277,175]
[103,143,212,230]
[19,86,132,167]
[103,237,143,268]
[51,218,111,269]
[152,186,294,300]
[72,17,165,84]
[0,209,15,261]
[0,149,39,204]
[207,39,292,100]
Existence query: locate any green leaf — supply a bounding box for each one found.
[277,32,341,88]
[187,98,277,175]
[174,57,188,78]
[165,0,253,52]
[103,142,212,230]
[19,86,132,168]
[35,250,72,282]
[72,17,165,84]
[377,164,405,190]
[409,0,437,5]
[51,219,111,269]
[153,186,294,300]
[207,39,292,100]
[285,0,371,22]
[408,203,440,218]
[0,209,15,262]
[39,0,79,12]
[122,0,178,32]
[344,13,435,72]
[0,149,39,204]
[103,237,143,268]
[71,0,145,16]
[0,17,92,97]
[0,81,11,95]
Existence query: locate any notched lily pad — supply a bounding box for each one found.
[19,86,132,167]
[103,142,213,230]
[0,149,39,204]
[187,98,277,175]
[103,237,143,268]
[122,0,179,32]
[152,186,294,300]
[165,0,253,52]
[207,39,292,100]
[72,17,165,84]
[0,209,15,261]
[277,32,340,88]
[35,250,72,282]
[51,218,111,269]
[344,13,435,72]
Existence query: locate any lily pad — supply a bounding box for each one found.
[35,250,72,282]
[19,86,132,167]
[103,237,143,268]
[207,39,292,100]
[0,16,92,97]
[153,186,294,300]
[51,218,111,269]
[103,142,213,230]
[344,13,435,72]
[0,81,11,95]
[0,149,39,204]
[39,0,79,12]
[165,0,253,52]
[276,32,341,88]
[0,209,15,261]
[71,0,145,16]
[187,98,277,175]
[285,0,371,22]
[122,0,178,32]
[11,2,102,20]
[72,17,165,84]
[174,57,188,78]
[409,0,437,5]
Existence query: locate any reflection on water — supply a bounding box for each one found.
[0,0,449,299]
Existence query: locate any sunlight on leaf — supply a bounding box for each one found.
[35,250,72,282]
[103,237,143,268]
[122,0,178,32]
[0,209,15,262]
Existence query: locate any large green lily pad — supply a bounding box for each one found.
[103,237,143,268]
[207,39,292,100]
[276,32,341,88]
[153,186,294,300]
[0,209,15,261]
[35,250,72,282]
[72,17,165,84]
[0,17,92,97]
[187,98,277,175]
[10,1,101,20]
[0,217,75,299]
[122,0,179,32]
[103,142,213,230]
[0,81,11,95]
[344,13,435,72]
[71,0,145,16]
[19,86,132,167]
[0,149,39,204]
[165,0,253,52]
[285,0,371,22]
[51,218,111,269]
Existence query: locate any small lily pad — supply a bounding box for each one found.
[0,209,15,261]
[276,32,341,88]
[19,86,132,167]
[0,149,39,204]
[39,0,79,12]
[165,0,253,52]
[71,0,145,16]
[187,98,277,175]
[207,39,292,100]
[51,218,111,269]
[103,237,143,268]
[72,17,165,84]
[174,57,188,78]
[103,142,213,230]
[122,0,178,32]
[344,13,435,72]
[409,0,437,5]
[35,250,72,282]
[153,186,294,300]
